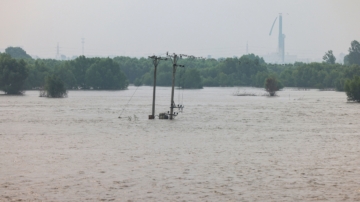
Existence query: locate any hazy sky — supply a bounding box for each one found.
[1,0,359,60]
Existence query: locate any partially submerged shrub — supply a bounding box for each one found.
[344,76,360,102]
[42,75,67,98]
[265,77,282,96]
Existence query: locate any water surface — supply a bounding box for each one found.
[1,87,360,201]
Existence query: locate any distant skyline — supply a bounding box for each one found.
[1,0,359,61]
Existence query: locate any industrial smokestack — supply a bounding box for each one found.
[269,13,286,64]
[278,13,285,63]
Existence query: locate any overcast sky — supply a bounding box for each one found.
[1,0,359,60]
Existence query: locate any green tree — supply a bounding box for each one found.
[43,75,67,98]
[217,72,233,86]
[279,68,294,87]
[254,71,269,87]
[156,64,172,86]
[0,53,29,94]
[202,76,218,86]
[181,69,203,89]
[54,63,77,89]
[24,60,51,89]
[5,47,32,59]
[70,56,99,89]
[344,76,360,102]
[237,55,267,86]
[346,40,360,65]
[85,58,128,90]
[141,72,153,86]
[335,78,346,91]
[113,56,152,83]
[134,78,142,86]
[265,76,281,96]
[323,50,336,64]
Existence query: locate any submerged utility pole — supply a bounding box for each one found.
[167,53,183,120]
[166,53,203,120]
[148,55,167,119]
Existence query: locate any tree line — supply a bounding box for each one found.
[109,40,360,91]
[1,40,360,95]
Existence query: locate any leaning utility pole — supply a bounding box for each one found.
[166,52,204,120]
[167,53,184,120]
[148,55,167,119]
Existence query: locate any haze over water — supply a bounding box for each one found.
[1,87,360,201]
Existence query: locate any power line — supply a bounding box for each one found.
[118,86,140,118]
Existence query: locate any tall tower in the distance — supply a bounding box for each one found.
[278,14,285,63]
[269,13,286,63]
[56,43,60,60]
[82,38,85,56]
[246,42,249,54]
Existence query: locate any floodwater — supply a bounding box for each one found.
[1,86,360,201]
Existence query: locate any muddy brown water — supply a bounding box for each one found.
[1,87,360,201]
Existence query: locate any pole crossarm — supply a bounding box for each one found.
[148,52,204,120]
[148,55,167,67]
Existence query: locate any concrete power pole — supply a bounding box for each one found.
[166,53,202,120]
[148,55,167,119]
[166,53,186,120]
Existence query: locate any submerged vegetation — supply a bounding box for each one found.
[41,75,67,98]
[0,40,360,96]
[265,77,282,96]
[0,53,28,94]
[344,76,360,102]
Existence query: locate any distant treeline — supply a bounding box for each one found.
[24,56,128,90]
[1,40,360,94]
